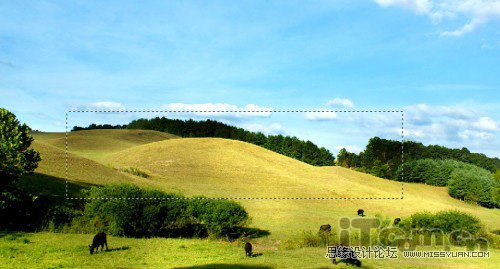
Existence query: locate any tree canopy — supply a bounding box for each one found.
[0,108,41,187]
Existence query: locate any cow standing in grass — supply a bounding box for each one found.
[89,232,108,254]
[244,242,253,257]
[330,244,362,267]
[357,209,365,217]
[319,224,331,233]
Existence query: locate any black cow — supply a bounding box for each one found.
[357,209,365,217]
[89,232,108,254]
[244,242,253,257]
[331,245,362,267]
[319,224,332,233]
[394,218,401,225]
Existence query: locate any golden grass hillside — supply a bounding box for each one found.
[23,130,178,197]
[32,129,178,161]
[104,137,500,237]
[29,129,500,239]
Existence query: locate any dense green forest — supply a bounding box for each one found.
[337,137,499,208]
[337,136,498,178]
[393,159,498,208]
[72,118,336,166]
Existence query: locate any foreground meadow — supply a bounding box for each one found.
[1,232,498,269]
[3,129,497,268]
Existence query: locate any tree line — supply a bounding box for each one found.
[73,117,336,166]
[337,136,498,179]
[337,137,499,208]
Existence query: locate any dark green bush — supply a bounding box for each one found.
[448,168,496,208]
[0,189,54,230]
[80,184,249,238]
[404,210,483,235]
[43,205,80,231]
[189,198,249,237]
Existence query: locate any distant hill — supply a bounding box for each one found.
[72,117,336,166]
[27,129,500,233]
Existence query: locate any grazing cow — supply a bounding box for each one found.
[89,232,108,254]
[319,224,332,233]
[357,209,365,217]
[331,245,362,267]
[244,242,253,257]
[394,218,401,225]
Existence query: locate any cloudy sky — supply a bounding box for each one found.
[1,0,499,157]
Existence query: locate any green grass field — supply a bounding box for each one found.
[4,129,499,268]
[1,232,498,269]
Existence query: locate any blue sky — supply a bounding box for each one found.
[1,0,499,157]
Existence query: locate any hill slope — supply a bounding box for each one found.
[30,130,500,237]
[104,137,500,236]
[32,129,178,161]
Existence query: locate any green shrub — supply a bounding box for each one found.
[494,172,500,207]
[404,210,483,235]
[448,168,496,208]
[80,184,249,238]
[283,230,338,249]
[189,198,249,237]
[43,205,80,232]
[0,189,52,230]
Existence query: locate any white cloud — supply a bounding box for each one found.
[374,0,431,14]
[161,103,273,118]
[326,98,354,109]
[374,0,500,36]
[239,123,284,135]
[441,17,485,36]
[309,99,498,156]
[402,104,498,143]
[472,116,498,131]
[305,110,338,121]
[335,145,364,154]
[76,101,125,111]
[458,129,495,140]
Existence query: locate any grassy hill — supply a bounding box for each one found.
[28,130,499,234]
[32,129,178,161]
[14,129,500,268]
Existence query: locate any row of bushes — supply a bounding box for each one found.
[286,210,492,249]
[393,159,498,208]
[399,210,483,234]
[47,184,250,238]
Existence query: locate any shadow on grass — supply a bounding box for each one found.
[227,227,271,242]
[20,172,96,199]
[0,231,28,239]
[173,265,272,269]
[106,246,130,252]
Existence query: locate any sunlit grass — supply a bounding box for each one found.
[1,232,498,269]
[15,129,500,268]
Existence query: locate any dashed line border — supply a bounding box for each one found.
[65,110,404,200]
